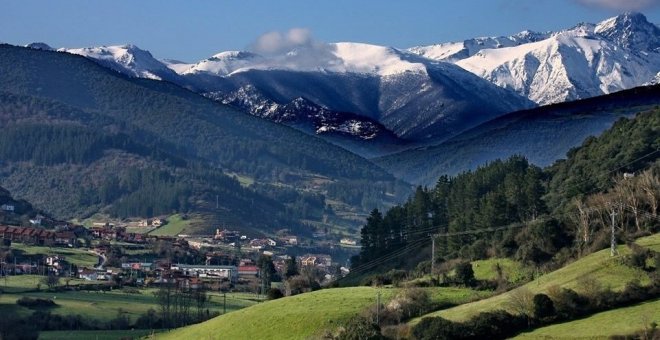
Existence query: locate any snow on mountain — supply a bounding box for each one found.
[179,50,262,76]
[178,43,428,77]
[59,44,181,81]
[408,31,550,62]
[645,72,660,85]
[595,12,660,52]
[411,13,660,105]
[206,84,386,139]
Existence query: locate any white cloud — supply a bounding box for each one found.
[251,28,315,55]
[574,0,660,11]
[246,28,341,71]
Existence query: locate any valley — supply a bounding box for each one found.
[0,6,658,340]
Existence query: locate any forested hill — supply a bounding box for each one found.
[352,108,660,278]
[0,44,410,233]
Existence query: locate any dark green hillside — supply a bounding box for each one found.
[351,108,660,280]
[377,85,660,185]
[546,109,660,211]
[0,44,409,232]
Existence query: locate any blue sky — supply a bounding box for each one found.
[1,0,659,61]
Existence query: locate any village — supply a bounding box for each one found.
[0,213,358,296]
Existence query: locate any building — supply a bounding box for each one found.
[175,264,238,282]
[301,256,317,267]
[54,231,76,246]
[78,268,98,281]
[238,265,259,278]
[340,238,357,246]
[1,204,15,212]
[280,236,298,246]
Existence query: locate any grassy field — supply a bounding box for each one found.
[514,298,660,339]
[155,286,483,340]
[471,258,532,284]
[8,243,99,267]
[411,233,659,323]
[39,329,160,340]
[0,274,100,293]
[0,288,258,323]
[148,214,197,236]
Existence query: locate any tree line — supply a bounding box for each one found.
[353,109,660,276]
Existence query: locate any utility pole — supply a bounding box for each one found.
[223,292,227,314]
[430,233,440,275]
[610,211,618,257]
[376,290,381,325]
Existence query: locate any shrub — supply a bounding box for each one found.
[412,317,462,340]
[546,286,589,319]
[454,261,475,286]
[467,310,527,339]
[16,297,57,309]
[532,294,556,320]
[336,316,382,340]
[267,288,284,300]
[384,288,432,324]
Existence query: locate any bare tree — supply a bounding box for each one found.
[570,197,593,252]
[639,169,659,218]
[505,287,534,318]
[615,177,642,232]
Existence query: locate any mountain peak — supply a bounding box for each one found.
[25,42,52,51]
[595,12,660,51]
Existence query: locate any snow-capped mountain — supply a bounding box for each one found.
[56,41,533,147]
[409,30,550,62]
[177,42,534,142]
[50,12,657,153]
[59,44,184,81]
[410,13,660,105]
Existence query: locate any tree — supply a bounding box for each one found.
[533,294,556,320]
[284,256,299,280]
[454,261,475,286]
[257,255,276,293]
[42,273,60,290]
[506,287,534,319]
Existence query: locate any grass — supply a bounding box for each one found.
[513,298,660,339]
[0,275,99,293]
[471,258,532,284]
[148,214,197,236]
[0,288,258,323]
[155,286,483,340]
[39,329,161,340]
[412,233,659,323]
[8,243,99,267]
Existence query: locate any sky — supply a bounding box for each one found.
[1,0,659,61]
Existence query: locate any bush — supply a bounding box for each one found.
[546,286,589,319]
[336,316,382,340]
[626,244,651,269]
[532,294,556,320]
[467,310,527,339]
[412,317,463,340]
[454,261,475,286]
[16,297,57,309]
[267,288,284,300]
[384,288,432,324]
